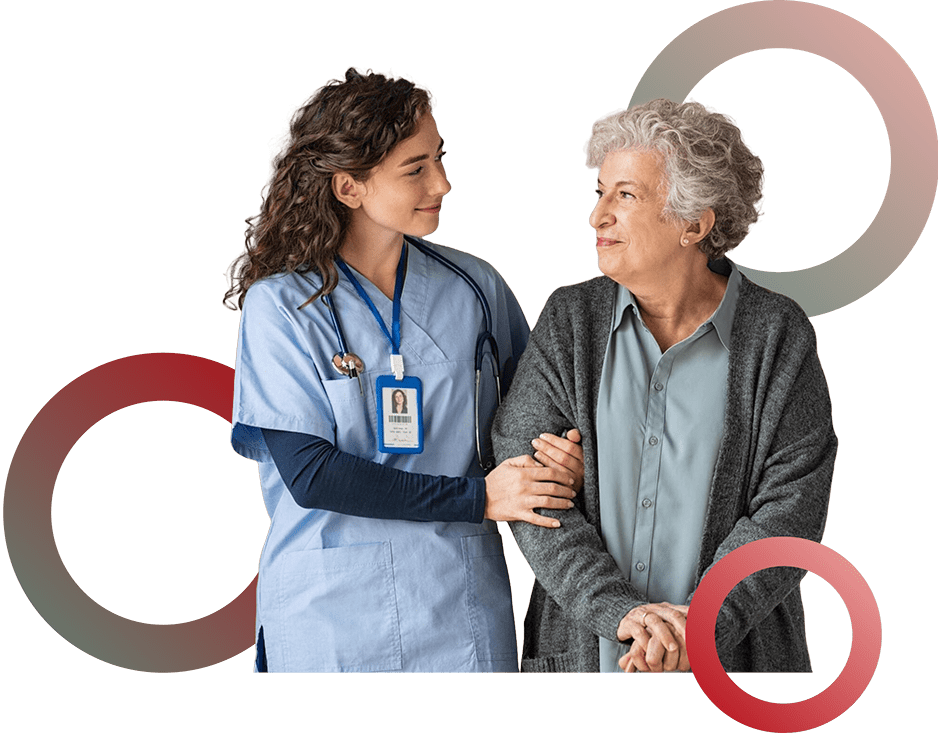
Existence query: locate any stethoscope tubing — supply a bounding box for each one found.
[320,237,503,470]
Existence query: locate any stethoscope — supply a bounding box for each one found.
[321,236,502,470]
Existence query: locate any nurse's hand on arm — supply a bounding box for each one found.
[530,429,584,492]
[484,451,578,528]
[262,427,578,528]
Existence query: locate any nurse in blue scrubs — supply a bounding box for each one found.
[224,69,583,672]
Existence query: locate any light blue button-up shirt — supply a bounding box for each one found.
[596,259,740,672]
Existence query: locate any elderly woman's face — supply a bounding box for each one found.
[590,149,686,287]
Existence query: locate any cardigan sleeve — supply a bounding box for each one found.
[492,286,648,641]
[690,302,837,659]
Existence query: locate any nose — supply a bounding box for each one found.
[589,194,614,230]
[430,162,452,198]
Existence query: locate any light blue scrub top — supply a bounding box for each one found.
[596,259,740,672]
[232,238,529,672]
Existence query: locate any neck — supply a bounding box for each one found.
[629,257,728,352]
[340,220,404,300]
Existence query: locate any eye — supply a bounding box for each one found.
[407,166,424,177]
[595,189,604,198]
[619,190,635,199]
[435,150,447,162]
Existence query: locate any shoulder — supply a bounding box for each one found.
[241,270,321,322]
[409,236,507,290]
[734,274,818,353]
[540,276,616,323]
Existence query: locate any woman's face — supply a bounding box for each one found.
[590,148,686,288]
[355,113,452,241]
[394,391,404,406]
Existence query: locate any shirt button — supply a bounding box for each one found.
[654,382,664,391]
[648,436,659,446]
[635,562,646,572]
[642,498,652,508]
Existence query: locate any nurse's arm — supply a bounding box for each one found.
[262,428,485,523]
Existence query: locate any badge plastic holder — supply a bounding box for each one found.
[376,374,424,454]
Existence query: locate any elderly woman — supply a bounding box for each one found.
[492,99,836,673]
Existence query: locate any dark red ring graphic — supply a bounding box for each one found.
[3,354,256,672]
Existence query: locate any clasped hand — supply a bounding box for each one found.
[484,429,584,528]
[617,602,690,673]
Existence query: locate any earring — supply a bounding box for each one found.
[682,238,689,244]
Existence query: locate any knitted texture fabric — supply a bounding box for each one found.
[492,271,837,672]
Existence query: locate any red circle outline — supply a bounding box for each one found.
[687,538,881,731]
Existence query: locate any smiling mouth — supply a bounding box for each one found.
[416,204,442,213]
[596,237,619,247]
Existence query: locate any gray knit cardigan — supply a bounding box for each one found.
[492,271,837,672]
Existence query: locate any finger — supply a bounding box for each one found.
[533,434,584,463]
[662,646,680,672]
[625,624,651,650]
[532,450,569,475]
[565,428,582,444]
[503,453,539,468]
[678,646,691,672]
[521,481,576,500]
[631,649,651,673]
[619,653,635,674]
[660,602,690,613]
[644,614,679,654]
[516,510,562,529]
[644,637,665,672]
[527,466,576,486]
[661,610,687,640]
[527,496,576,511]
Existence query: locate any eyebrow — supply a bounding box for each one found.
[597,177,644,190]
[398,138,445,168]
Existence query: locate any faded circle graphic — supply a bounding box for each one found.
[630,1,937,316]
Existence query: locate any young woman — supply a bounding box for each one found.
[225,69,583,672]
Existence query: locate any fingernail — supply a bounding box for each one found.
[552,520,561,528]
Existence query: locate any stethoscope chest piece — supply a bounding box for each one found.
[332,353,364,378]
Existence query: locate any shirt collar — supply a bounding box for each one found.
[611,258,740,352]
[708,258,739,352]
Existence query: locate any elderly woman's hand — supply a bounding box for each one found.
[531,429,584,493]
[617,603,690,673]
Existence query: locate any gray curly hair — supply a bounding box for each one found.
[586,99,763,260]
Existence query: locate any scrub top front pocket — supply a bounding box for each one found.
[276,541,403,672]
[321,375,377,459]
[462,532,517,663]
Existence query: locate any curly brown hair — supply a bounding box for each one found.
[224,68,431,310]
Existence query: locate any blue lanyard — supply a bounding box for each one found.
[335,242,408,378]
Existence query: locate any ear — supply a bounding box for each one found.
[332,172,366,209]
[681,208,715,247]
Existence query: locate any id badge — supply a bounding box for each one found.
[376,374,424,454]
